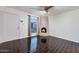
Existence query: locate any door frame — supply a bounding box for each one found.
[28,15,39,37]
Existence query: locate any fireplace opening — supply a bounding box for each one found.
[41,27,47,33]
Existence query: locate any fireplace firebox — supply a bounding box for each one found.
[41,27,47,33]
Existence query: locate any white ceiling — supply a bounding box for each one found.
[8,6,79,15]
[49,6,79,15]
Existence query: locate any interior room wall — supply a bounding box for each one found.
[19,15,28,38]
[0,7,29,43]
[49,9,79,43]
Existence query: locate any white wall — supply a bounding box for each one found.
[0,12,4,40]
[19,15,28,38]
[49,9,79,43]
[0,7,29,43]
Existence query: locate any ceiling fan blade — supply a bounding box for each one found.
[44,6,54,12]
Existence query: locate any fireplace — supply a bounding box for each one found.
[41,27,47,33]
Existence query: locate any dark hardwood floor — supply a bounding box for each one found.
[0,36,79,53]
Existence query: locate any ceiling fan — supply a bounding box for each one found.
[39,6,54,15]
[44,6,54,12]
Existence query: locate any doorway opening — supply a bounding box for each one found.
[28,15,39,52]
[30,16,38,36]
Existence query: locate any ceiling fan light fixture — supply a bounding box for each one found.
[40,11,49,16]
